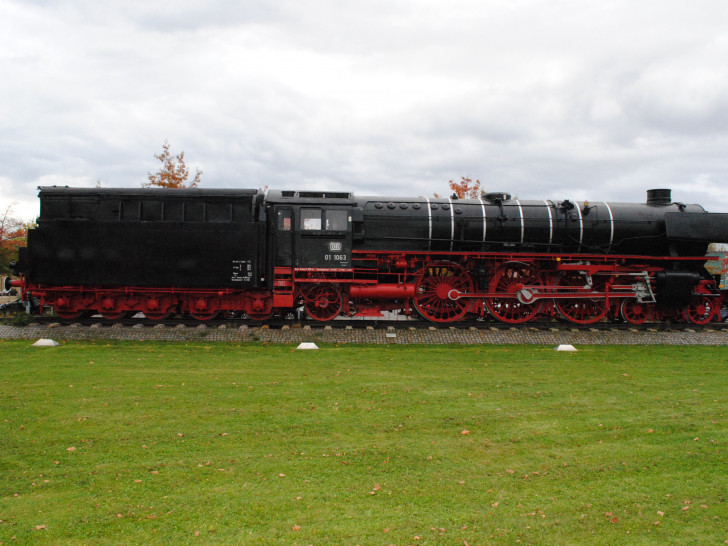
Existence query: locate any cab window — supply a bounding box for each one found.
[277,210,292,231]
[325,209,348,231]
[300,208,322,230]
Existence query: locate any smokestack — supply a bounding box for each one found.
[646,189,672,206]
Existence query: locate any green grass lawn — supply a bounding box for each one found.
[1,340,727,544]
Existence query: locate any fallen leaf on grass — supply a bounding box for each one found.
[35,525,46,530]
[461,429,470,435]
[292,525,301,531]
[66,446,76,452]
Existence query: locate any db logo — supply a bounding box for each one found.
[328,241,342,252]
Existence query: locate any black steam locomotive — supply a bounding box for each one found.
[10,186,728,324]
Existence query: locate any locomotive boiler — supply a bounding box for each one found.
[11,186,728,325]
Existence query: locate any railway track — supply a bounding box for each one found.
[29,315,728,332]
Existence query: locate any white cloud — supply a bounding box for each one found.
[1,0,727,216]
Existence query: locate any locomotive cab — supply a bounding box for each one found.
[265,190,356,275]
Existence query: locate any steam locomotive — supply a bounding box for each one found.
[10,186,728,325]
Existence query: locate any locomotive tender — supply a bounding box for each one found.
[11,186,728,324]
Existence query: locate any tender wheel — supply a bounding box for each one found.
[142,296,173,321]
[303,285,342,321]
[486,262,543,323]
[555,273,609,324]
[684,295,716,325]
[620,298,653,324]
[188,297,219,321]
[412,261,473,323]
[52,296,84,319]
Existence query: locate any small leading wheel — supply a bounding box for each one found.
[303,285,342,321]
[412,261,473,323]
[486,262,542,323]
[555,273,609,324]
[683,295,716,325]
[620,298,654,324]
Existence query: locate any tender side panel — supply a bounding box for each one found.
[28,188,262,288]
[27,221,261,288]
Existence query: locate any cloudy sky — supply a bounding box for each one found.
[2,0,728,220]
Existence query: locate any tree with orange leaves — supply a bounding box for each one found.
[449,176,482,199]
[146,139,202,188]
[434,176,482,199]
[0,204,29,275]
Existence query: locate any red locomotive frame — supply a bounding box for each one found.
[19,249,722,325]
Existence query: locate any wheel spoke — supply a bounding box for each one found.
[486,263,542,323]
[304,285,342,321]
[555,273,608,324]
[684,295,715,325]
[621,298,652,324]
[413,261,473,323]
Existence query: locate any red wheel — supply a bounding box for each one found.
[188,297,219,321]
[412,262,473,323]
[555,273,609,324]
[53,296,84,319]
[97,295,130,320]
[684,295,716,325]
[620,298,653,324]
[142,296,173,320]
[486,262,543,323]
[303,285,342,321]
[247,294,274,321]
